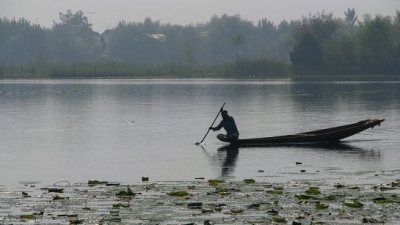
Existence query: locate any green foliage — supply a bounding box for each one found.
[116,186,135,197]
[88,180,108,187]
[243,179,255,184]
[1,10,400,77]
[272,216,286,223]
[305,187,321,195]
[167,190,188,196]
[208,179,225,186]
[373,197,393,204]
[344,200,364,208]
[290,33,323,75]
[316,203,329,210]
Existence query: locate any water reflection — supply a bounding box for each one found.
[205,142,381,179]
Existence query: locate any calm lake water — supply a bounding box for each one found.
[0,79,399,187]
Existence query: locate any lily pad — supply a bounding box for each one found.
[231,208,244,214]
[316,203,329,210]
[305,187,321,195]
[344,200,364,208]
[88,180,108,187]
[208,179,225,186]
[268,190,283,195]
[243,179,255,184]
[20,214,36,220]
[295,194,319,200]
[116,186,135,197]
[373,197,393,204]
[167,190,188,196]
[322,195,336,201]
[273,216,286,223]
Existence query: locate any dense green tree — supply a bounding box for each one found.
[231,32,245,63]
[358,15,394,74]
[49,10,103,63]
[206,14,254,62]
[290,33,323,75]
[344,8,358,26]
[0,18,47,64]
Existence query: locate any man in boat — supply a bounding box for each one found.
[209,109,239,142]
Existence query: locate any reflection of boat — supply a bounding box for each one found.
[218,119,384,147]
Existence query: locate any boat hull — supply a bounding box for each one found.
[218,119,384,147]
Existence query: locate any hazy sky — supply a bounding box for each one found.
[1,0,399,33]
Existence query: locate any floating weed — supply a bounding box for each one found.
[322,195,336,201]
[272,216,286,223]
[69,219,84,224]
[268,190,283,195]
[187,202,202,209]
[230,208,244,214]
[373,197,393,204]
[295,194,319,200]
[208,179,225,186]
[344,200,364,208]
[53,195,68,200]
[88,180,108,187]
[243,179,255,184]
[112,203,130,208]
[305,187,321,195]
[167,190,188,196]
[215,187,231,195]
[316,203,329,210]
[334,183,345,188]
[20,214,36,221]
[45,187,64,193]
[247,203,261,209]
[116,186,135,197]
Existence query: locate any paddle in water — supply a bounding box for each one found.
[195,103,226,145]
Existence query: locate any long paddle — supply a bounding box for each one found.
[196,102,225,145]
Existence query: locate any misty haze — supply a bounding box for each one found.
[0,6,399,78]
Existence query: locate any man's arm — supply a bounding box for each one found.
[210,120,224,131]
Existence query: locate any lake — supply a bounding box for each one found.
[0,79,399,187]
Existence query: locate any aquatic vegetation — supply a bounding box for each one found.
[112,203,130,208]
[2,177,400,224]
[167,190,188,196]
[272,216,286,223]
[20,215,36,220]
[316,203,329,210]
[344,200,364,208]
[373,197,393,204]
[43,187,64,193]
[322,195,336,201]
[243,178,255,184]
[268,190,283,195]
[88,180,108,187]
[116,186,135,197]
[305,187,321,195]
[230,208,244,214]
[208,179,225,186]
[334,183,346,188]
[69,219,84,224]
[53,195,68,200]
[295,194,319,200]
[215,187,231,195]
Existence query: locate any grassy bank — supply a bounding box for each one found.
[0,61,290,79]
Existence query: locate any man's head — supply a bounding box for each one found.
[221,110,228,119]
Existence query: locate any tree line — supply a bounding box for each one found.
[0,9,399,78]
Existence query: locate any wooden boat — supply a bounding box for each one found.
[218,119,385,147]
